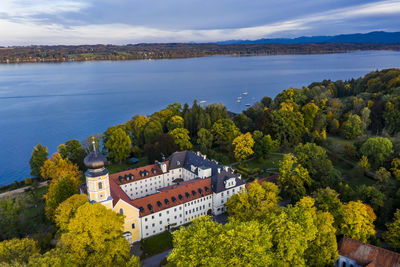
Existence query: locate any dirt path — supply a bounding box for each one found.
[0,181,48,199]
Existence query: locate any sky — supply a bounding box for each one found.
[0,0,400,45]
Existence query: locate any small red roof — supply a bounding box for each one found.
[339,236,400,267]
[110,161,169,185]
[245,174,278,188]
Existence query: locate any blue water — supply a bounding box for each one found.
[0,51,399,185]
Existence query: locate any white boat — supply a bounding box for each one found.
[237,99,241,103]
[243,92,248,96]
[237,96,242,100]
[199,100,207,104]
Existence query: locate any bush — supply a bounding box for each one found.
[341,144,359,161]
[24,177,33,186]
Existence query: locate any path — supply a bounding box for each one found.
[0,181,48,199]
[141,249,171,267]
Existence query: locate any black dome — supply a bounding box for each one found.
[84,150,107,169]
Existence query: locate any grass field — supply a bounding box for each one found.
[244,153,284,170]
[140,231,173,258]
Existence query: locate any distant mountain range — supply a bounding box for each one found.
[216,31,400,45]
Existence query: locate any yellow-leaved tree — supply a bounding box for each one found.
[338,200,376,242]
[58,202,134,266]
[0,238,39,264]
[226,180,280,222]
[54,194,88,232]
[232,132,254,162]
[40,153,81,181]
[384,209,400,250]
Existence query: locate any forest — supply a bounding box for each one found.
[1,68,400,266]
[0,42,400,63]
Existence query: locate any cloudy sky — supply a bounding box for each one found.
[1,0,400,45]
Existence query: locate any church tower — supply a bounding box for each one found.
[84,139,113,209]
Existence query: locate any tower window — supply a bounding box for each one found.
[132,223,135,229]
[98,182,103,189]
[119,208,124,215]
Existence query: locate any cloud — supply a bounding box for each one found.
[0,0,399,45]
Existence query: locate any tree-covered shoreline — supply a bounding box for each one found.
[2,68,400,266]
[1,42,400,63]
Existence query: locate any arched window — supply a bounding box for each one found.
[98,182,103,189]
[119,208,124,215]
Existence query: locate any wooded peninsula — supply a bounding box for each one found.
[1,42,400,63]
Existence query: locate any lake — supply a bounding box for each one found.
[0,50,400,185]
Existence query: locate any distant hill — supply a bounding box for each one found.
[216,31,400,45]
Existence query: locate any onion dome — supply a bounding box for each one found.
[84,139,107,169]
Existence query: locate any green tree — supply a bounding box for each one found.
[384,101,400,135]
[232,132,254,162]
[294,143,338,188]
[0,197,22,240]
[361,107,371,132]
[167,115,184,131]
[54,194,88,232]
[338,201,376,242]
[45,174,80,220]
[197,128,213,154]
[341,114,363,139]
[384,209,400,251]
[143,120,163,144]
[166,102,183,116]
[270,106,306,147]
[211,119,241,152]
[58,140,87,170]
[59,203,132,267]
[0,238,39,264]
[29,143,48,178]
[205,103,229,125]
[360,137,393,168]
[105,128,132,163]
[168,128,192,150]
[252,131,279,160]
[278,154,311,202]
[233,113,253,132]
[226,181,280,222]
[168,217,274,266]
[314,187,342,227]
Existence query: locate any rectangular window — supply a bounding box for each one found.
[152,223,155,227]
[160,221,162,225]
[159,213,162,217]
[132,223,135,229]
[167,211,169,214]
[145,218,148,222]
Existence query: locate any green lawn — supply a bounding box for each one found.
[140,231,173,258]
[107,157,149,174]
[244,153,284,170]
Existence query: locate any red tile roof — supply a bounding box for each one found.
[339,236,400,267]
[131,178,212,217]
[245,174,278,188]
[109,161,169,185]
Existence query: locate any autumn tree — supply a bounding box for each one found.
[252,131,279,160]
[40,153,81,181]
[302,102,319,130]
[360,137,393,168]
[104,127,132,163]
[232,132,254,162]
[54,194,88,232]
[59,203,133,266]
[29,143,48,178]
[278,154,311,202]
[338,201,376,242]
[341,114,363,139]
[168,217,274,266]
[384,209,400,251]
[168,128,192,150]
[0,238,39,264]
[167,115,184,131]
[226,181,280,222]
[131,115,150,146]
